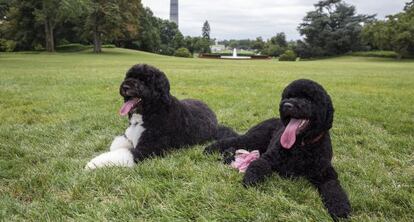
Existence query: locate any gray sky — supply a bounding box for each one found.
[141,0,408,40]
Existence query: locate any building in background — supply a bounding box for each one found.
[170,0,179,27]
[211,41,226,53]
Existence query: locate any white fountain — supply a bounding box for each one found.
[220,48,251,60]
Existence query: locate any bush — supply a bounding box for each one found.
[0,39,17,52]
[56,43,92,52]
[34,44,45,51]
[294,40,325,59]
[159,45,175,56]
[279,50,297,61]
[174,47,192,58]
[102,44,116,48]
[263,44,284,57]
[350,51,398,58]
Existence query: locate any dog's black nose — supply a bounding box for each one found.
[121,84,131,93]
[283,102,294,109]
[122,84,131,90]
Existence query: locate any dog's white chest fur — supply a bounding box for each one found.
[125,114,145,148]
[85,114,146,170]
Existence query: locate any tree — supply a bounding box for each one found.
[114,0,143,48]
[1,0,89,51]
[252,37,265,51]
[192,37,211,53]
[270,33,287,48]
[0,0,187,55]
[362,2,414,59]
[131,6,185,55]
[0,0,11,19]
[157,19,183,55]
[135,7,160,52]
[183,36,194,54]
[297,0,374,58]
[361,20,392,51]
[404,0,414,11]
[202,20,210,40]
[34,0,86,52]
[0,0,44,51]
[85,0,141,53]
[262,43,284,57]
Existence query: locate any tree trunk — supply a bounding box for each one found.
[44,19,55,52]
[93,25,102,53]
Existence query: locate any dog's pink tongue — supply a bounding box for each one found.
[119,99,139,116]
[281,118,302,149]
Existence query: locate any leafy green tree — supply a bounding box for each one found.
[85,0,141,53]
[270,33,287,48]
[228,40,238,49]
[114,0,143,48]
[193,37,211,53]
[252,37,265,51]
[34,0,86,52]
[297,0,374,58]
[361,21,392,51]
[0,0,11,19]
[262,43,284,57]
[135,7,160,52]
[362,2,414,59]
[404,0,414,11]
[132,6,185,55]
[0,0,43,50]
[157,19,183,55]
[183,36,195,54]
[0,0,186,56]
[202,20,210,40]
[279,50,297,61]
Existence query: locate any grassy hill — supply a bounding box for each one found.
[1,48,413,221]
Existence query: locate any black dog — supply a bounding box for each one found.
[86,64,237,169]
[204,79,351,220]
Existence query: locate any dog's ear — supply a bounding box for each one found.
[157,79,171,104]
[324,94,334,130]
[151,69,171,105]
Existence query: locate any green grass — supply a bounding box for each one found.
[1,48,413,221]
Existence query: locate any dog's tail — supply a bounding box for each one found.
[215,125,239,140]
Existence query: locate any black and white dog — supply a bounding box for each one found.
[204,79,351,220]
[86,64,237,169]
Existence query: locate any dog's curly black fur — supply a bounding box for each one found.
[204,79,351,221]
[121,64,238,161]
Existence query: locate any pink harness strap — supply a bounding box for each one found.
[230,149,260,173]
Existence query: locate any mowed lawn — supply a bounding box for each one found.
[0,48,413,221]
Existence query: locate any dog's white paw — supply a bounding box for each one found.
[110,136,133,151]
[85,149,135,170]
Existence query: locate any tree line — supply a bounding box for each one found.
[218,0,413,59]
[1,0,413,59]
[0,0,211,54]
[362,1,414,59]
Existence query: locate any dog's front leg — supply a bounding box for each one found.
[85,149,135,170]
[131,135,170,162]
[109,135,133,151]
[203,136,241,154]
[111,114,145,151]
[309,167,351,221]
[242,157,273,186]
